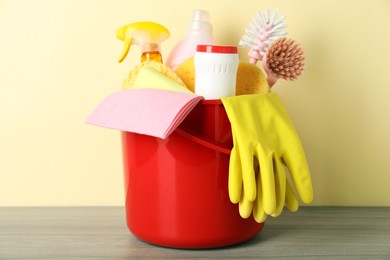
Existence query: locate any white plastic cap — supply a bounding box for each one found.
[189,9,213,32]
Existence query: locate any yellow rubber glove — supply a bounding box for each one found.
[249,166,300,223]
[236,151,297,223]
[221,93,313,222]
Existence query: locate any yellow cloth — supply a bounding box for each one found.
[221,93,313,223]
[122,61,187,91]
[130,65,192,93]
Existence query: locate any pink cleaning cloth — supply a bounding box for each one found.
[86,88,204,139]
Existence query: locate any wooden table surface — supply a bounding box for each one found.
[1,207,389,259]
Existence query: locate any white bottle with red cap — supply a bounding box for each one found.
[194,45,239,100]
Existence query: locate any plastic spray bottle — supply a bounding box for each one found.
[116,22,170,63]
[165,10,215,70]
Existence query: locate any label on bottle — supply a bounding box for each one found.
[194,45,238,99]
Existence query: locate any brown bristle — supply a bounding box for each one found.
[266,37,305,80]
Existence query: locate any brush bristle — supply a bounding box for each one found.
[265,37,305,80]
[239,9,288,63]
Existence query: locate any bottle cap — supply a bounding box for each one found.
[189,10,213,32]
[196,45,238,54]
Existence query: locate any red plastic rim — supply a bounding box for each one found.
[199,99,223,105]
[196,45,238,54]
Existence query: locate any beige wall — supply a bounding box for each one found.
[1,0,389,206]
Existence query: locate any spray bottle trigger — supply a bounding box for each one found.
[118,37,132,63]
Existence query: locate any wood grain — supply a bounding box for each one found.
[0,207,389,259]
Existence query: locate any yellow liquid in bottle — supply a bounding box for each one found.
[141,51,163,63]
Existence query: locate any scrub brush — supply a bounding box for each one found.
[239,9,288,64]
[263,37,305,87]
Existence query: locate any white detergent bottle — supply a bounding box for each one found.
[165,9,215,70]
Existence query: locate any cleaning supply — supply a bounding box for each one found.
[86,88,203,139]
[122,61,186,89]
[116,21,170,63]
[175,57,270,95]
[263,37,305,87]
[221,93,313,223]
[235,61,270,95]
[121,98,264,248]
[165,9,215,70]
[194,45,239,99]
[238,160,300,223]
[130,66,192,93]
[239,9,287,65]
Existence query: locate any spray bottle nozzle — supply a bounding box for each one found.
[116,21,170,63]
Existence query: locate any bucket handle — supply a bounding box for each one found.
[175,128,232,155]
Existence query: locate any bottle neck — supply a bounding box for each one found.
[188,21,213,35]
[141,51,163,63]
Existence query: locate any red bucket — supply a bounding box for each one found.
[121,99,264,248]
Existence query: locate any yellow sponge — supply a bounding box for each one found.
[175,57,270,95]
[122,61,186,89]
[174,57,196,92]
